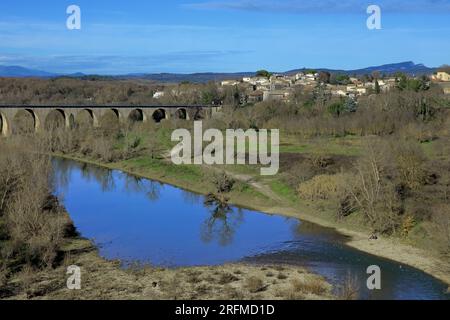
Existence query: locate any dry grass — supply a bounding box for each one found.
[0,263,8,288]
[218,272,240,285]
[1,240,334,300]
[292,276,328,296]
[336,273,360,300]
[277,273,288,280]
[245,276,266,293]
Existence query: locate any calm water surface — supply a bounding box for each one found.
[53,158,449,300]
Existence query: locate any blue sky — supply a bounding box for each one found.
[0,0,449,74]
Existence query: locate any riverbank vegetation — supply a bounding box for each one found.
[0,138,73,297]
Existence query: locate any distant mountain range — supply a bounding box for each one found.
[285,61,436,77]
[120,72,256,83]
[0,65,57,78]
[0,61,438,82]
[0,65,85,78]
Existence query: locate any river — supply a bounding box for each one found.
[52,158,449,300]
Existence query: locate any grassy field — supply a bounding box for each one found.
[280,135,363,156]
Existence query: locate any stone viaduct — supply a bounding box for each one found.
[0,105,220,136]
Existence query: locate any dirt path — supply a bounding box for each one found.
[163,147,284,202]
[212,169,284,203]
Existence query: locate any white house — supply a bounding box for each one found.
[332,90,348,97]
[153,91,165,99]
[221,80,240,86]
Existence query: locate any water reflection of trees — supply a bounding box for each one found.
[200,201,244,246]
[181,190,202,205]
[52,159,116,192]
[52,158,162,201]
[123,174,161,202]
[51,158,71,192]
[80,163,116,192]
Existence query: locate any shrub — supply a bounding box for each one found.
[346,139,403,234]
[429,205,450,254]
[277,273,288,280]
[298,174,348,201]
[92,136,115,162]
[309,153,334,169]
[213,172,235,194]
[399,122,436,143]
[336,273,359,300]
[245,276,265,293]
[328,101,345,117]
[0,142,73,268]
[218,273,239,285]
[292,276,328,296]
[401,215,416,237]
[393,140,427,190]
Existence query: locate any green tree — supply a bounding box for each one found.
[256,70,272,78]
[330,74,350,85]
[328,101,345,117]
[375,80,381,94]
[396,74,429,92]
[344,97,357,113]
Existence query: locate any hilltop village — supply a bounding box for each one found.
[214,67,450,104]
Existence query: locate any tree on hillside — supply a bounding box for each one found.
[256,70,272,78]
[330,74,350,85]
[318,71,331,84]
[304,69,317,75]
[396,74,429,92]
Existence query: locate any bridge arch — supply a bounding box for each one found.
[111,108,121,120]
[13,109,40,134]
[152,108,167,123]
[0,112,10,136]
[100,108,122,128]
[76,109,98,128]
[44,109,68,131]
[191,107,205,121]
[128,109,146,123]
[175,108,189,120]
